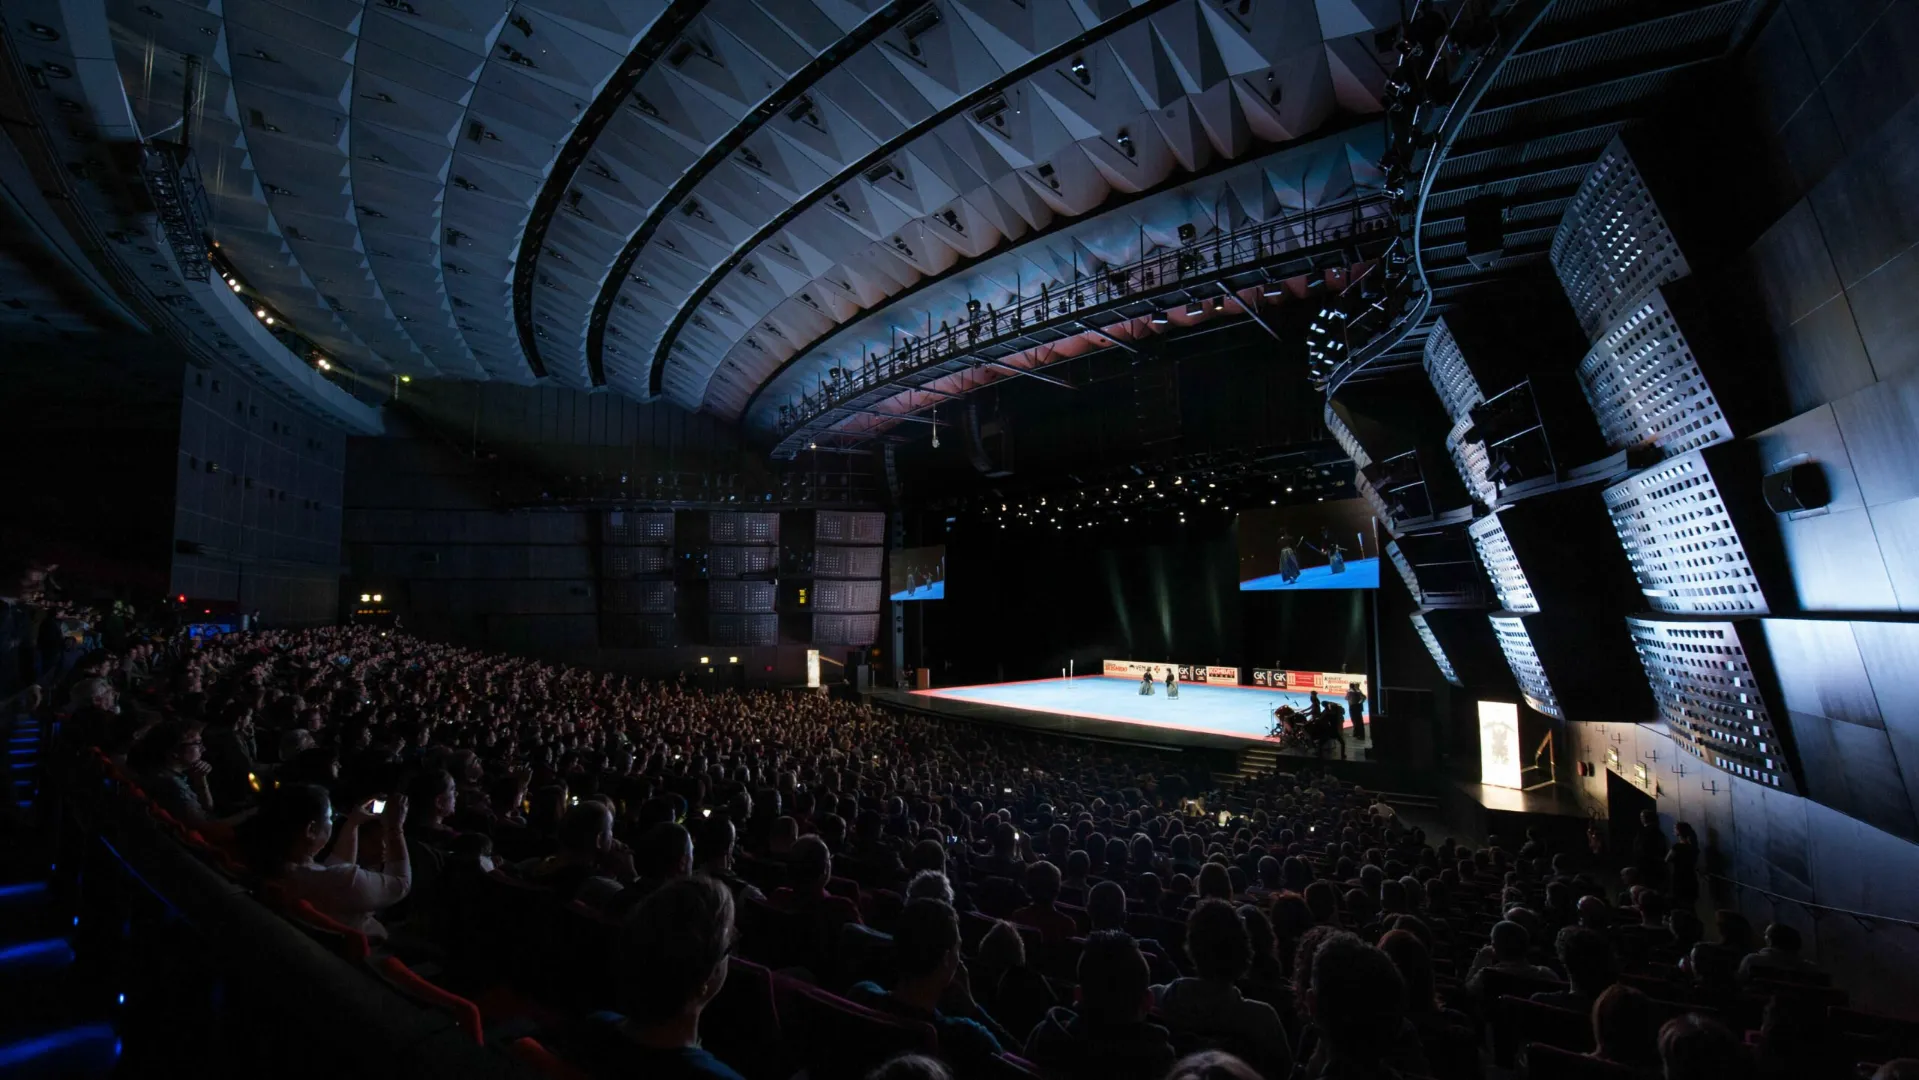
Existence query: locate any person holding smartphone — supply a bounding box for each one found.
[238,785,412,940]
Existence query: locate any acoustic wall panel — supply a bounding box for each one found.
[1490,613,1561,720]
[1412,613,1463,686]
[815,511,886,544]
[602,614,678,648]
[816,545,885,579]
[603,580,676,614]
[708,546,777,578]
[603,511,674,545]
[602,546,671,578]
[1447,417,1499,508]
[709,614,779,647]
[1424,318,1485,423]
[813,579,883,612]
[814,613,880,646]
[1603,449,1768,614]
[709,512,779,544]
[1324,402,1372,468]
[1468,514,1540,614]
[1551,138,1692,340]
[1388,542,1424,605]
[1627,618,1795,792]
[1580,288,1733,458]
[709,580,777,613]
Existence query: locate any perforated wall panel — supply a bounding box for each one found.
[709,614,779,647]
[604,580,675,614]
[1424,318,1485,423]
[1468,514,1539,613]
[815,511,887,544]
[1411,613,1463,686]
[1579,288,1732,457]
[814,613,880,646]
[1627,617,1794,791]
[1325,403,1372,468]
[709,512,780,544]
[602,546,670,579]
[1551,140,1692,340]
[815,545,885,579]
[1354,472,1396,534]
[813,579,883,613]
[708,546,777,578]
[603,511,673,545]
[602,615,678,648]
[1490,613,1561,719]
[1603,451,1767,614]
[1446,417,1499,507]
[1388,542,1424,605]
[709,580,777,613]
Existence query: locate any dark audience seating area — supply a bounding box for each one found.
[17,626,1919,1080]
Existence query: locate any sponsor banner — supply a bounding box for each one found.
[1252,669,1368,696]
[1102,659,1238,686]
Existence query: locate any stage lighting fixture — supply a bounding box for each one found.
[966,298,980,315]
[1186,301,1203,316]
[700,656,710,664]
[317,359,330,370]
[729,656,739,663]
[400,375,411,382]
[1151,310,1169,325]
[1177,222,1196,243]
[360,593,370,602]
[1286,486,1293,492]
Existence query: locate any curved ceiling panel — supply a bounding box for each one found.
[108,0,674,382]
[523,0,900,387]
[747,126,1386,432]
[608,0,1397,416]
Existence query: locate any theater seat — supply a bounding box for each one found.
[703,957,787,1080]
[375,955,485,1045]
[772,975,936,1077]
[1523,1042,1654,1079]
[287,899,372,964]
[1493,996,1590,1067]
[505,1036,589,1080]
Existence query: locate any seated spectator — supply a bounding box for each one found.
[1680,942,1740,1009]
[1736,923,1820,984]
[1301,933,1428,1079]
[1464,919,1559,994]
[769,834,863,935]
[519,801,635,905]
[129,720,246,829]
[693,814,763,904]
[1532,926,1614,1013]
[1238,904,1285,992]
[576,875,744,1079]
[848,898,1010,1073]
[866,1055,952,1080]
[238,784,411,939]
[1657,1013,1746,1080]
[1873,1062,1919,1080]
[973,918,1056,1044]
[1010,860,1077,943]
[1378,930,1474,1080]
[1588,984,1660,1072]
[607,821,693,914]
[907,868,954,905]
[1152,899,1291,1078]
[404,768,460,849]
[1025,930,1176,1080]
[1164,1051,1261,1080]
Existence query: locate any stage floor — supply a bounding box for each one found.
[1240,556,1381,591]
[913,674,1354,742]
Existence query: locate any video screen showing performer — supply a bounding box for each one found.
[1238,498,1380,590]
[888,545,947,601]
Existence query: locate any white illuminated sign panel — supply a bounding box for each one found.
[1479,700,1522,789]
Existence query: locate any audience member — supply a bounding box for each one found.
[1025,930,1176,1080]
[1152,899,1291,1078]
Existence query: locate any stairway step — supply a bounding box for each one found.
[0,1023,120,1078]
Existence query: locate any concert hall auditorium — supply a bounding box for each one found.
[7,1,1919,1078]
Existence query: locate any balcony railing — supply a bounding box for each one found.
[773,193,1394,454]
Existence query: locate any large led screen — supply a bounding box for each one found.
[888,545,946,601]
[1238,499,1380,590]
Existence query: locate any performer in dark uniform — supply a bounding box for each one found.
[1279,533,1302,585]
[1140,670,1154,696]
[1346,682,1367,740]
[1165,667,1178,699]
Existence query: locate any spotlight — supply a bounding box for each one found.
[372,594,382,602]
[316,359,330,370]
[1177,222,1196,243]
[400,375,411,382]
[360,593,371,602]
[255,308,268,319]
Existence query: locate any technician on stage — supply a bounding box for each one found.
[1165,667,1178,699]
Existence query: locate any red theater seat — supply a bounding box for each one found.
[375,955,485,1045]
[772,975,936,1077]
